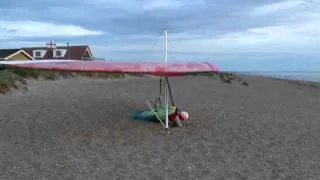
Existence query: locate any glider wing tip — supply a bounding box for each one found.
[202,61,220,72]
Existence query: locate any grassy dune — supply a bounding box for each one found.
[0,64,129,94]
[0,64,248,94]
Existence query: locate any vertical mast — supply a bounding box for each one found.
[165,29,168,63]
[164,29,169,129]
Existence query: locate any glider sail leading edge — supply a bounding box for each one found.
[5,60,219,77]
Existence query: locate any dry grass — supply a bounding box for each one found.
[0,63,249,94]
[0,64,133,94]
[0,65,28,94]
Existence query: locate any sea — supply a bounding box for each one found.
[237,71,320,83]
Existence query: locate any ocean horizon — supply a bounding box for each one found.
[238,71,320,83]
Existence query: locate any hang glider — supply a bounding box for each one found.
[2,30,220,130]
[5,60,218,76]
[4,60,219,129]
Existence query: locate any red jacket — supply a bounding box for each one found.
[168,108,183,126]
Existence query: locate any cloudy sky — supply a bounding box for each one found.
[0,0,320,71]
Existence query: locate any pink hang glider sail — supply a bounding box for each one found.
[7,60,219,76]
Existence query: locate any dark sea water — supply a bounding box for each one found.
[238,72,320,83]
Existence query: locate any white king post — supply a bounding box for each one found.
[164,29,169,129]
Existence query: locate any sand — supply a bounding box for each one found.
[0,75,319,180]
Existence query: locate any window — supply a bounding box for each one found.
[56,50,62,57]
[34,51,42,57]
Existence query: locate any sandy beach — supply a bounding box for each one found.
[0,75,319,179]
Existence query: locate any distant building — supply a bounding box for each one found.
[22,41,95,61]
[0,49,34,61]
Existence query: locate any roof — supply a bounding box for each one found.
[0,49,21,59]
[22,45,93,60]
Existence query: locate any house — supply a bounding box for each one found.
[22,42,95,61]
[0,49,34,61]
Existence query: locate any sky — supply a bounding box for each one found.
[0,0,320,72]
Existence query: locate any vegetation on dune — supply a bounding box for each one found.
[0,64,248,94]
[0,65,129,94]
[0,68,28,94]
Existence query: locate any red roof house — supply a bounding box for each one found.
[22,42,95,61]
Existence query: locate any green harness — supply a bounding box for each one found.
[133,105,177,122]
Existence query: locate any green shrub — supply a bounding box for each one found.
[0,66,135,94]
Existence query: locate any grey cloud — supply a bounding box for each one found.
[1,0,319,61]
[0,0,278,37]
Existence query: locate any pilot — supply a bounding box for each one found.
[133,105,189,127]
[168,108,189,127]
